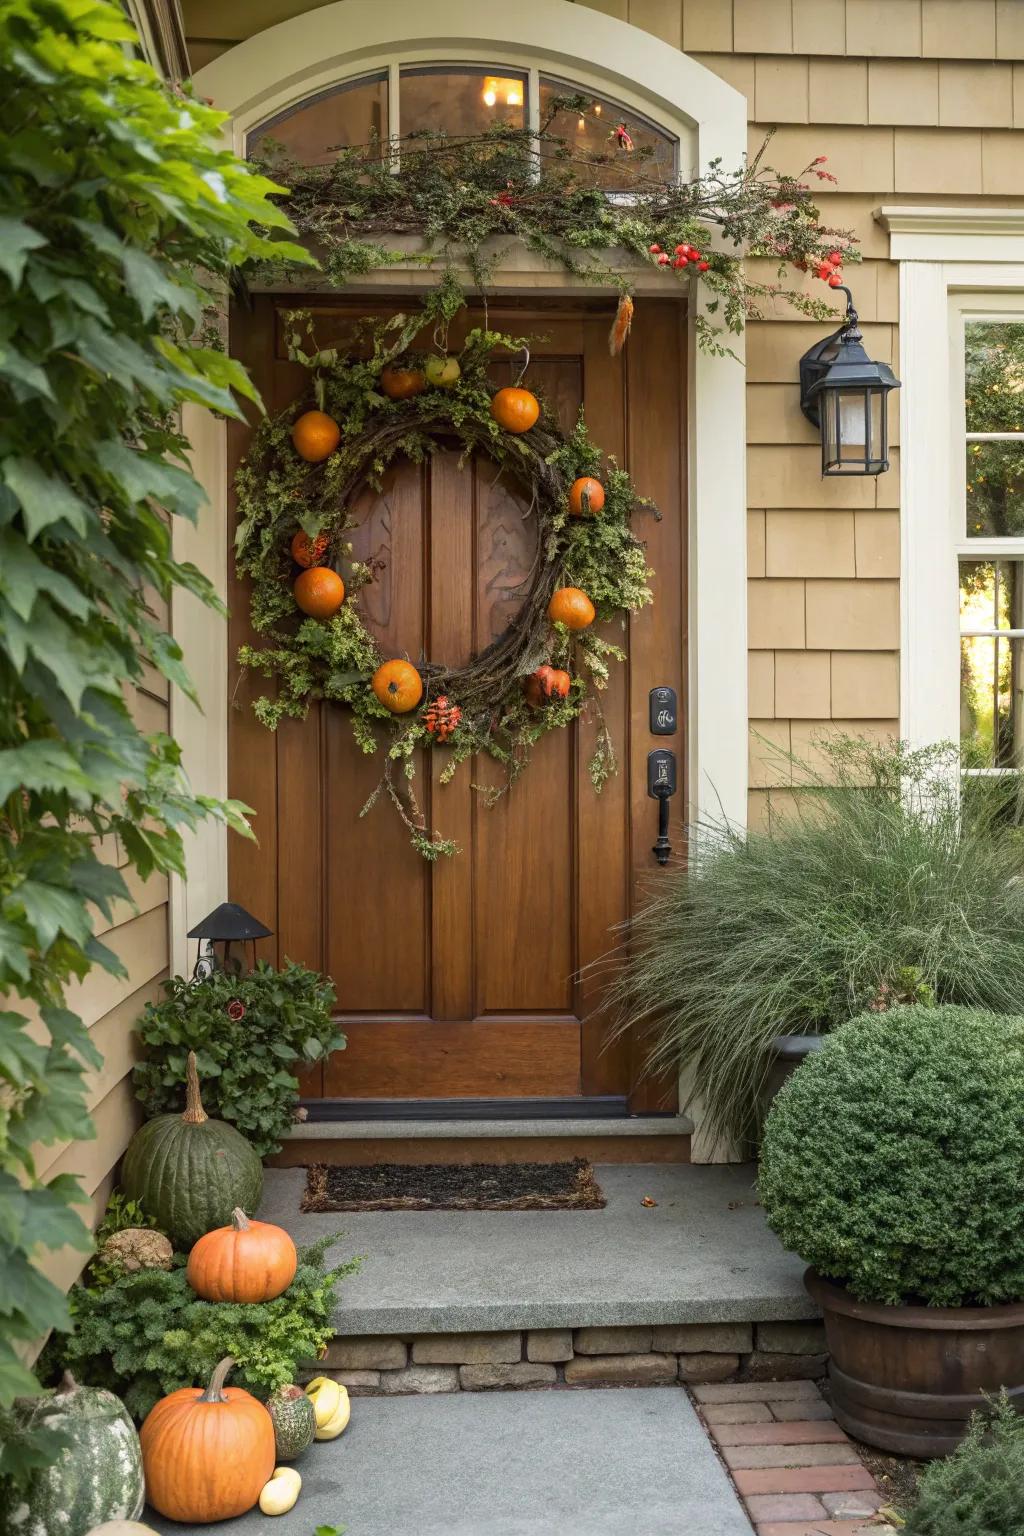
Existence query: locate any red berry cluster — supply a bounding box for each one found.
[648,241,710,274]
[814,249,845,288]
[422,694,462,742]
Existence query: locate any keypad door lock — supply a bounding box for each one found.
[647,749,677,865]
[649,686,678,735]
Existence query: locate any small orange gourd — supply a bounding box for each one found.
[291,410,340,463]
[548,587,596,630]
[290,529,328,567]
[186,1208,298,1303]
[371,659,423,713]
[568,476,605,517]
[294,566,345,619]
[140,1356,275,1524]
[490,386,540,434]
[380,364,426,400]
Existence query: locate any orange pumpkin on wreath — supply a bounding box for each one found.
[491,386,540,434]
[568,477,605,517]
[294,566,345,618]
[372,659,424,713]
[380,363,426,400]
[548,587,596,630]
[290,529,328,567]
[291,409,340,463]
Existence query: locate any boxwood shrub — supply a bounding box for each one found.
[759,1006,1024,1306]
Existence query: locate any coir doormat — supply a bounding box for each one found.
[301,1158,606,1212]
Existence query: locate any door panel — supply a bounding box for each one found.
[228,297,686,1105]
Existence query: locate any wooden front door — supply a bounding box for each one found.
[228,295,686,1107]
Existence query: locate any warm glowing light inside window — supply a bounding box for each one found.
[482,76,524,108]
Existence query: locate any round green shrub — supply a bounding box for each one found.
[759,1006,1024,1306]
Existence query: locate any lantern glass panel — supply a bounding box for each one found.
[822,386,887,474]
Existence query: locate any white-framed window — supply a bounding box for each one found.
[878,210,1024,766]
[952,296,1024,774]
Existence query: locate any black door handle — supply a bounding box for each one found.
[647,749,677,866]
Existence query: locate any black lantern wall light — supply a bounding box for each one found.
[799,286,900,477]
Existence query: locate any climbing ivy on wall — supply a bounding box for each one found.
[0,0,309,1485]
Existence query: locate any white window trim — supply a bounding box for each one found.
[877,207,1024,756]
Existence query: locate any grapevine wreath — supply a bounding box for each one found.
[234,314,655,858]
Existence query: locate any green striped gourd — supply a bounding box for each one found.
[0,1374,143,1536]
[267,1383,317,1460]
[121,1050,263,1249]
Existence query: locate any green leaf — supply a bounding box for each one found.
[0,218,47,287]
[11,881,92,952]
[0,1251,72,1336]
[2,458,88,539]
[122,248,199,325]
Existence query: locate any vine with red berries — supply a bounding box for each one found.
[252,107,860,355]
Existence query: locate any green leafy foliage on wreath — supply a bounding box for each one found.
[39,1236,359,1422]
[134,962,345,1158]
[234,314,654,856]
[0,0,310,1487]
[251,106,859,353]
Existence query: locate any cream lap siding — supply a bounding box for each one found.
[25,676,171,1301]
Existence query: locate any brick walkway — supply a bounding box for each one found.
[693,1380,898,1536]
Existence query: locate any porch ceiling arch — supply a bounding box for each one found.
[180,3,748,1003]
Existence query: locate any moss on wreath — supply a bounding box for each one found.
[234,315,653,857]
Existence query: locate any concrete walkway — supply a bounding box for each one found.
[144,1387,755,1536]
[260,1162,814,1335]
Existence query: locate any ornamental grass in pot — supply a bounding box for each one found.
[604,737,1024,1147]
[759,1005,1024,1458]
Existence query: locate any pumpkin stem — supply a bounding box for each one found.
[231,1207,251,1231]
[182,1050,208,1125]
[200,1356,236,1403]
[57,1371,78,1394]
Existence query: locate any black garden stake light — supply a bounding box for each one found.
[799,285,900,477]
[188,902,272,981]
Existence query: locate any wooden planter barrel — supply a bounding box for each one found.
[805,1269,1024,1457]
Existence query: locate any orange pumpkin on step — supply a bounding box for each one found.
[140,1355,275,1523]
[291,409,340,463]
[380,363,426,400]
[491,386,540,434]
[290,529,328,567]
[548,586,596,630]
[186,1208,298,1303]
[294,566,345,618]
[568,476,605,517]
[372,659,424,713]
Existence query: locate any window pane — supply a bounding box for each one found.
[400,68,527,137]
[539,78,677,188]
[248,75,387,165]
[960,634,1024,768]
[965,441,1024,537]
[965,321,1024,434]
[960,560,1024,767]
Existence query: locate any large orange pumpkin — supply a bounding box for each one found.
[294,566,345,618]
[380,364,426,400]
[548,586,596,630]
[568,476,605,517]
[372,659,423,713]
[291,409,340,463]
[186,1208,297,1303]
[140,1356,275,1523]
[290,529,328,567]
[490,386,540,434]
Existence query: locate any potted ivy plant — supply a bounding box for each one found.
[759,1004,1024,1457]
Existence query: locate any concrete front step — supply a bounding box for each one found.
[259,1162,817,1340]
[270,1114,694,1166]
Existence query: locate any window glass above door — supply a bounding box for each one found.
[400,67,527,137]
[247,73,388,164]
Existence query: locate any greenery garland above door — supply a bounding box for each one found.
[234,314,655,857]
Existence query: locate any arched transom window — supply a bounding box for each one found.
[247,62,678,185]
